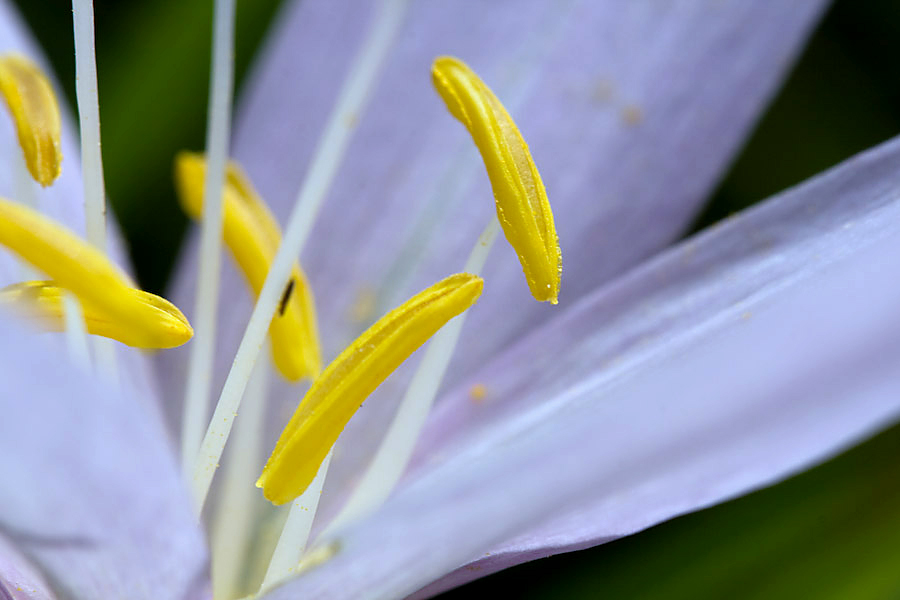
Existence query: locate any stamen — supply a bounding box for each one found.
[257,272,484,505]
[179,0,236,474]
[0,199,193,348]
[432,56,561,303]
[321,217,500,537]
[0,55,62,186]
[190,0,408,514]
[0,281,192,348]
[175,153,322,381]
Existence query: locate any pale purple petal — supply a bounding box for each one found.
[163,0,826,521]
[0,533,56,600]
[264,151,900,600]
[0,315,209,600]
[406,134,900,593]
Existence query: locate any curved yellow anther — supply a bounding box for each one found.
[1,281,192,348]
[0,197,192,348]
[257,273,484,505]
[175,152,322,381]
[432,56,561,303]
[0,55,62,186]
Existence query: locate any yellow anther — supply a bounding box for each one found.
[175,152,322,381]
[257,273,484,505]
[0,197,192,348]
[431,56,561,303]
[1,281,192,348]
[0,55,62,186]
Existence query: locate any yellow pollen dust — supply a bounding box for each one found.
[0,198,192,348]
[469,382,488,402]
[0,54,62,186]
[431,55,561,304]
[349,285,377,324]
[1,280,191,348]
[257,273,484,505]
[175,152,322,381]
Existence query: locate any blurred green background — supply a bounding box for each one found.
[11,0,900,598]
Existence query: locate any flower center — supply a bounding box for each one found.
[0,6,561,598]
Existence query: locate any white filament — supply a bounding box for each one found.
[72,0,118,377]
[211,353,270,600]
[61,294,91,368]
[71,0,106,252]
[190,0,408,513]
[260,449,334,593]
[180,0,237,474]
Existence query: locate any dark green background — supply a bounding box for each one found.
[11,1,900,598]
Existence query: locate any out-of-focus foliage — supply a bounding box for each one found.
[11,0,900,597]
[693,0,900,231]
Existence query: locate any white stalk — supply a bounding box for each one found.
[72,0,117,377]
[71,0,106,252]
[211,353,270,600]
[180,0,237,474]
[322,216,501,538]
[62,294,91,368]
[190,0,408,513]
[259,449,333,593]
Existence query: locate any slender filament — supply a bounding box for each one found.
[180,0,237,473]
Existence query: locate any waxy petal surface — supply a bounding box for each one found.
[0,315,209,600]
[0,532,57,600]
[265,137,900,599]
[165,0,828,528]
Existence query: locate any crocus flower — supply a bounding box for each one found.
[5,1,900,599]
